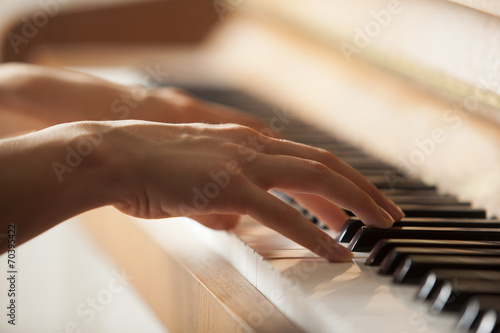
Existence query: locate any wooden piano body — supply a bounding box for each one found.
[1,0,500,332]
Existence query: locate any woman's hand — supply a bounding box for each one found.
[0,64,404,261]
[0,120,403,260]
[144,88,268,131]
[107,120,403,262]
[0,63,267,135]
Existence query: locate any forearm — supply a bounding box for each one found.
[0,121,116,252]
[0,63,141,124]
[0,63,187,128]
[0,63,267,138]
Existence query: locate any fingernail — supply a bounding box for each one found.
[385,198,405,221]
[378,206,395,227]
[330,243,354,262]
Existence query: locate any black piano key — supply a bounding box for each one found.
[457,295,500,333]
[366,239,500,266]
[356,169,403,177]
[390,218,500,228]
[380,188,446,196]
[476,307,500,333]
[397,204,486,218]
[429,279,500,313]
[336,219,365,243]
[338,218,500,244]
[345,205,486,219]
[271,191,325,228]
[348,226,500,252]
[392,255,500,284]
[379,247,500,275]
[283,130,348,145]
[368,175,436,190]
[313,143,363,154]
[336,157,395,170]
[417,270,500,302]
[389,195,469,206]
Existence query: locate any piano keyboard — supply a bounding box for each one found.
[152,87,500,333]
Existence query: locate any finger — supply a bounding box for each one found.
[190,213,240,230]
[243,186,353,262]
[249,154,394,228]
[197,100,271,133]
[210,104,268,131]
[257,137,404,221]
[287,192,349,231]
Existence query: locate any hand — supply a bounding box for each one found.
[0,63,267,135]
[145,88,268,131]
[108,120,404,262]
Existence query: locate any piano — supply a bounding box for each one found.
[2,0,500,332]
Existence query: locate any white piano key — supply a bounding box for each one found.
[246,244,258,286]
[255,249,319,259]
[139,217,458,333]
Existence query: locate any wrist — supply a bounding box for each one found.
[31,121,126,219]
[0,121,121,247]
[51,121,121,210]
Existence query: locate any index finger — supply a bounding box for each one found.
[259,136,405,221]
[243,185,354,262]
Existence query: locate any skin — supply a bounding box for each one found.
[0,63,404,261]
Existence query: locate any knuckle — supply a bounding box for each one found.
[358,191,376,207]
[218,124,263,144]
[315,147,338,165]
[347,191,376,213]
[305,160,330,175]
[219,123,244,131]
[221,123,255,135]
[235,144,254,156]
[223,141,250,158]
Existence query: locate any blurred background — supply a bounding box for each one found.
[1,0,500,332]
